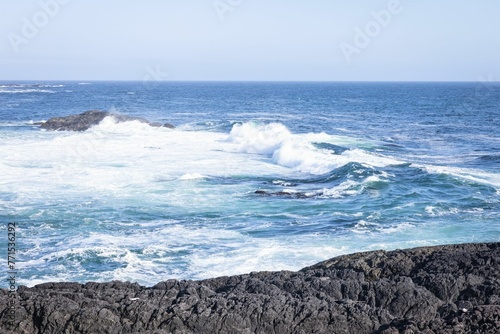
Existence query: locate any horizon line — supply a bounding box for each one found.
[1,79,499,83]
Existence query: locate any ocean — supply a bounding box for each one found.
[0,81,499,287]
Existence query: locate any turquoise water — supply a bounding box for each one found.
[0,81,499,287]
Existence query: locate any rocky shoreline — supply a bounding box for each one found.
[1,242,499,333]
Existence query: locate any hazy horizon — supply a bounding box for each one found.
[2,0,499,82]
[3,79,500,83]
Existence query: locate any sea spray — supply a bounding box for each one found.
[0,81,498,287]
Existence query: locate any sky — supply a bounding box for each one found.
[1,0,499,81]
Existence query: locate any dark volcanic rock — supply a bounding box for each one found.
[40,110,109,131]
[254,190,309,198]
[1,243,499,333]
[40,110,175,131]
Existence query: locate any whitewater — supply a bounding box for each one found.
[0,81,499,287]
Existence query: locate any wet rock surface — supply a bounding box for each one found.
[254,190,310,198]
[1,242,499,333]
[40,110,174,131]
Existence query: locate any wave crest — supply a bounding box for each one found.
[228,121,401,174]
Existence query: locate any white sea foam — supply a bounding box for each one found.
[1,120,403,206]
[419,164,500,189]
[179,173,206,180]
[16,213,494,287]
[425,205,462,217]
[379,222,416,234]
[352,220,380,234]
[4,118,497,287]
[227,122,402,175]
[228,122,291,155]
[0,89,56,94]
[0,84,62,88]
[0,119,293,210]
[314,180,360,198]
[0,119,408,214]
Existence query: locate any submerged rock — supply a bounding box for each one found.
[255,190,310,199]
[0,242,498,333]
[40,110,174,131]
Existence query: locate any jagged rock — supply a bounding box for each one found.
[0,242,498,333]
[40,110,108,131]
[40,110,174,131]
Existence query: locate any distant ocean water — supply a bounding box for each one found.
[0,81,499,287]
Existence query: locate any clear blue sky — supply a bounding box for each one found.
[1,0,499,81]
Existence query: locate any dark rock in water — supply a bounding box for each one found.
[255,190,310,198]
[40,110,108,131]
[1,243,498,333]
[40,110,175,131]
[162,123,175,129]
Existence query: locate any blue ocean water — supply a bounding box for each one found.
[0,81,499,287]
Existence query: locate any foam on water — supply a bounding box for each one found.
[12,218,409,285]
[0,119,294,203]
[0,84,62,94]
[227,122,403,175]
[419,164,500,189]
[228,122,291,155]
[1,81,499,287]
[16,211,491,287]
[316,175,388,199]
[0,89,56,94]
[179,173,207,180]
